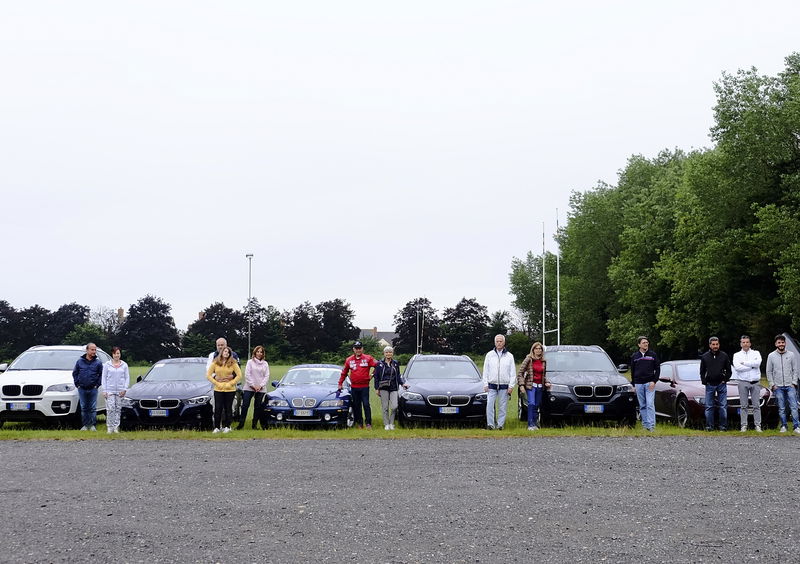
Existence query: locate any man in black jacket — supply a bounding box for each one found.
[699,336,732,431]
[630,336,660,431]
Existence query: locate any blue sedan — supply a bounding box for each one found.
[260,364,353,427]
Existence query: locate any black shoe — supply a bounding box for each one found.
[236,424,244,430]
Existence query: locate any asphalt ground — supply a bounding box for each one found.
[0,436,798,563]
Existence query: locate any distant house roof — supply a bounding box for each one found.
[359,327,398,346]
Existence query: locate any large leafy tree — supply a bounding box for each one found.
[118,295,181,362]
[508,251,559,340]
[281,302,322,359]
[64,323,111,351]
[0,300,18,360]
[186,302,246,354]
[316,299,359,352]
[48,302,90,344]
[245,299,286,359]
[16,305,51,352]
[392,297,442,354]
[441,298,490,354]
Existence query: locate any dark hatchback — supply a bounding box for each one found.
[655,360,775,428]
[120,357,213,430]
[519,345,637,425]
[260,364,352,427]
[397,354,487,425]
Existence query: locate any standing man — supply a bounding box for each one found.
[338,341,377,429]
[72,343,104,431]
[699,336,732,431]
[482,334,515,430]
[731,335,763,432]
[766,334,799,434]
[207,337,242,419]
[630,336,660,432]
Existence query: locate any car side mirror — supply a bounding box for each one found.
[136,375,143,382]
[617,364,629,373]
[0,363,7,373]
[271,380,280,388]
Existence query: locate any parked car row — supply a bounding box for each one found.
[0,344,788,430]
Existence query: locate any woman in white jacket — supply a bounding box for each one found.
[101,347,129,434]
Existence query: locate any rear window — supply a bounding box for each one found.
[8,349,110,370]
[546,350,616,372]
[406,359,480,380]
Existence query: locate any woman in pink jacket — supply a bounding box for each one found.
[237,345,270,430]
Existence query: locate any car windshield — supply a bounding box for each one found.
[546,350,616,372]
[7,349,110,370]
[676,363,701,381]
[406,359,481,380]
[281,368,340,386]
[144,362,207,382]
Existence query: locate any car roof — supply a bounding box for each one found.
[26,345,103,352]
[409,354,472,362]
[661,359,700,365]
[153,357,207,364]
[289,364,342,369]
[544,345,605,353]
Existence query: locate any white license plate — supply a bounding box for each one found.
[9,403,32,411]
[439,406,459,414]
[148,409,168,417]
[293,409,312,417]
[584,404,604,414]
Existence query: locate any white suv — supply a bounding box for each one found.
[0,345,109,427]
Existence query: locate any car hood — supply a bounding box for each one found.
[547,371,629,386]
[268,384,347,401]
[127,380,212,400]
[0,369,75,387]
[404,379,484,395]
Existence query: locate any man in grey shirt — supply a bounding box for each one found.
[766,334,799,434]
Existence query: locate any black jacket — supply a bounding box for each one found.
[630,349,660,384]
[373,359,403,391]
[699,350,731,386]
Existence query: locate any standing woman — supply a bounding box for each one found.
[102,346,129,434]
[517,342,550,431]
[237,345,270,430]
[206,346,242,433]
[373,346,406,430]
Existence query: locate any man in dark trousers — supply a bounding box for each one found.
[630,336,660,431]
[699,336,732,431]
[72,343,104,431]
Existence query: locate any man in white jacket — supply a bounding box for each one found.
[731,335,763,432]
[482,334,516,430]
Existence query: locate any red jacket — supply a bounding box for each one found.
[340,353,377,388]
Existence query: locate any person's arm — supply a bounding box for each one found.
[207,364,216,384]
[766,356,775,388]
[73,362,80,387]
[338,361,350,389]
[732,352,747,374]
[506,353,515,393]
[699,355,707,386]
[652,352,660,383]
[244,360,254,389]
[750,351,762,370]
[121,363,129,395]
[517,357,530,388]
[482,354,490,390]
[101,363,109,392]
[231,363,243,386]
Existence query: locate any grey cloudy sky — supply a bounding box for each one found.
[2,1,798,333]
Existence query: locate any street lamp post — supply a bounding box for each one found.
[246,253,253,355]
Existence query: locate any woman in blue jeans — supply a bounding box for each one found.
[517,342,550,430]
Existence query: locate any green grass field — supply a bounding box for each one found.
[0,364,786,439]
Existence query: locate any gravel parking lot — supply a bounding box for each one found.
[1,436,798,563]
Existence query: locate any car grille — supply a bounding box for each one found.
[291,398,317,408]
[574,385,613,399]
[427,395,449,406]
[2,385,21,396]
[140,399,182,409]
[449,395,470,406]
[427,395,471,407]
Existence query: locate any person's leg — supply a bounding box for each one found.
[106,394,120,431]
[787,386,800,429]
[775,387,788,428]
[252,392,265,429]
[636,384,648,430]
[497,389,509,428]
[751,383,762,429]
[486,388,497,429]
[350,388,365,426]
[380,392,390,427]
[736,381,749,430]
[387,391,398,427]
[717,383,728,430]
[644,385,656,430]
[526,389,537,427]
[213,391,224,429]
[362,388,372,427]
[704,385,715,430]
[233,388,242,420]
[238,390,254,429]
[77,388,91,429]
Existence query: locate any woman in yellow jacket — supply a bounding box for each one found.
[206,346,242,433]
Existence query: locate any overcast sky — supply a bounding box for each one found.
[2,1,798,334]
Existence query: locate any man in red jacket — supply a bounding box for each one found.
[338,341,378,429]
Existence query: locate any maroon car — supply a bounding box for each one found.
[654,360,775,428]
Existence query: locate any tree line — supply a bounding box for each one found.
[0,296,525,364]
[509,53,800,360]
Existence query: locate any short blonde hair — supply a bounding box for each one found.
[383,346,394,353]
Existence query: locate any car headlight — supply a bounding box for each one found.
[474,392,488,401]
[549,384,570,393]
[46,383,76,393]
[616,384,634,393]
[320,399,344,407]
[693,396,704,405]
[401,391,423,401]
[186,395,211,405]
[121,397,138,407]
[268,399,289,407]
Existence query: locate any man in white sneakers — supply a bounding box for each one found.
[482,334,515,430]
[766,334,800,434]
[731,335,763,432]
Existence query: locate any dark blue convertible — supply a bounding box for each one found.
[260,364,353,427]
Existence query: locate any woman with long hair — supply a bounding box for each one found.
[237,345,270,430]
[517,341,550,431]
[206,346,242,433]
[101,346,129,434]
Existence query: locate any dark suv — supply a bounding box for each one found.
[518,345,636,425]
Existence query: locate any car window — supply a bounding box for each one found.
[7,349,87,371]
[281,368,340,386]
[145,362,207,382]
[675,364,701,381]
[406,359,481,380]
[546,351,616,372]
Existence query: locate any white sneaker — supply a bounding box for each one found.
[527,426,538,431]
[222,427,231,433]
[113,428,120,434]
[107,429,113,434]
[89,426,96,432]
[740,427,747,433]
[389,424,395,430]
[212,428,221,434]
[794,428,800,435]
[755,426,762,432]
[80,426,88,431]
[780,426,787,433]
[384,425,390,430]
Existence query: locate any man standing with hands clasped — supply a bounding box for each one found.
[699,336,732,431]
[72,343,104,431]
[482,334,515,430]
[766,334,799,434]
[630,336,659,432]
[338,341,377,429]
[731,335,763,432]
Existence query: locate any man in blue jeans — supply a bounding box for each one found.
[766,334,800,434]
[699,336,731,431]
[72,343,104,431]
[482,334,516,430]
[630,336,660,431]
